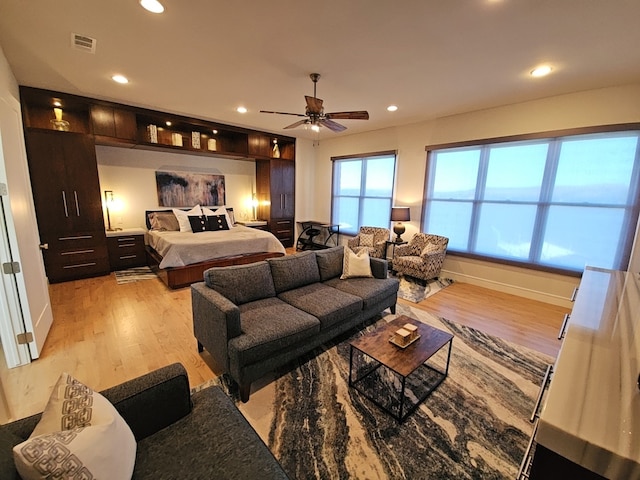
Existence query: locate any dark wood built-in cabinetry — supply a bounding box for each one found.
[106,230,147,270]
[24,130,109,282]
[19,86,296,281]
[256,158,295,247]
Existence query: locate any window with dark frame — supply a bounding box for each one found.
[331,151,397,236]
[423,126,640,274]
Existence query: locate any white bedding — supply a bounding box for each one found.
[147,226,286,269]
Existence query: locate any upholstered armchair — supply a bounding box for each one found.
[347,226,390,259]
[393,233,449,281]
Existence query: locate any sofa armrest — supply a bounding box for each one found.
[347,236,359,248]
[100,363,192,441]
[370,257,389,279]
[191,282,241,373]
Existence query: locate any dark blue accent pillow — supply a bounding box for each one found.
[206,214,229,231]
[188,215,208,233]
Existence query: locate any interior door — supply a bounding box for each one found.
[0,94,53,361]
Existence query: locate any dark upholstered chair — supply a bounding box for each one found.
[393,233,449,281]
[347,226,390,259]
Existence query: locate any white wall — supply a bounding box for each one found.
[305,84,640,307]
[96,146,259,229]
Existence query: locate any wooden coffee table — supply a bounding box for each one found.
[348,315,453,422]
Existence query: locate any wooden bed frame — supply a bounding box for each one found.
[146,246,283,289]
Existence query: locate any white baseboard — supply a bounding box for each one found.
[441,269,574,308]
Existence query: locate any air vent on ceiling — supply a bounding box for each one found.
[71,33,96,53]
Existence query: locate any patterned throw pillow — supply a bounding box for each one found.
[206,214,230,231]
[359,233,375,247]
[13,373,136,480]
[340,248,373,279]
[173,205,203,232]
[188,215,208,233]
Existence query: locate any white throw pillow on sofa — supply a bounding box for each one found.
[341,248,373,279]
[13,372,136,480]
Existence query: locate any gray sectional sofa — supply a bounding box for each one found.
[191,246,400,402]
[0,363,289,479]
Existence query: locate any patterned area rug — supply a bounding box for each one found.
[395,274,454,303]
[114,266,157,284]
[208,305,552,480]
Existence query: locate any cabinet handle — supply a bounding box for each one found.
[570,286,579,302]
[74,191,80,216]
[280,194,284,210]
[119,255,137,260]
[118,243,135,248]
[117,237,136,242]
[558,313,570,340]
[530,364,553,422]
[517,418,539,479]
[61,249,94,256]
[62,191,69,217]
[58,235,92,241]
[63,262,97,269]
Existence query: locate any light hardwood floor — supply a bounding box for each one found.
[0,264,568,422]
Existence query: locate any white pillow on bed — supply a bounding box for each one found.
[173,206,203,232]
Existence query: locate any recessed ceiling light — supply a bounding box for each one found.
[387,105,398,112]
[530,65,553,77]
[112,74,129,84]
[140,0,164,13]
[236,106,247,114]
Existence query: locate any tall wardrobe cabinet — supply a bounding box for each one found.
[24,130,109,282]
[256,158,295,247]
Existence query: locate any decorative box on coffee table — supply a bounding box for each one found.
[349,315,453,422]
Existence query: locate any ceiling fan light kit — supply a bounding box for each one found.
[260,73,369,133]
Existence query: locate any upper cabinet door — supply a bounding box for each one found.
[24,130,73,235]
[24,130,103,235]
[59,133,104,231]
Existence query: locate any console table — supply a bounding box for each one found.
[296,221,340,250]
[521,266,640,479]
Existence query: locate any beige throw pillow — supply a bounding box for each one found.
[149,211,179,231]
[359,233,375,247]
[341,248,373,279]
[13,372,136,480]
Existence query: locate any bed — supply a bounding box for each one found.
[144,207,285,289]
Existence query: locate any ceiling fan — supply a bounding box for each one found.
[260,73,369,133]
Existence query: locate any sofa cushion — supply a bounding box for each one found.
[204,262,275,305]
[324,276,400,310]
[278,283,363,330]
[133,386,288,479]
[228,297,320,366]
[314,246,344,282]
[14,372,136,480]
[268,251,321,293]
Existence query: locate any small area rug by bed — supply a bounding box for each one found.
[206,304,552,480]
[394,274,454,303]
[114,266,157,284]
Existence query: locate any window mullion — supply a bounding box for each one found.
[530,139,560,263]
[468,146,489,252]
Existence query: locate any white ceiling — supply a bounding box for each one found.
[1,0,639,140]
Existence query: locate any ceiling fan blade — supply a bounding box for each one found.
[305,96,324,114]
[283,119,308,129]
[319,118,347,132]
[325,110,369,120]
[260,110,307,117]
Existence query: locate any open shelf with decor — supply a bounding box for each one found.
[19,88,91,134]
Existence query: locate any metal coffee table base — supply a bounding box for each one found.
[348,338,452,422]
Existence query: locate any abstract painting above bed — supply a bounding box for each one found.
[155,170,226,207]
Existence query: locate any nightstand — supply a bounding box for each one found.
[236,220,268,231]
[385,240,408,271]
[106,228,147,270]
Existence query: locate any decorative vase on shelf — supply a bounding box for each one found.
[192,132,201,149]
[208,138,217,151]
[147,124,158,143]
[50,107,70,131]
[273,142,280,158]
